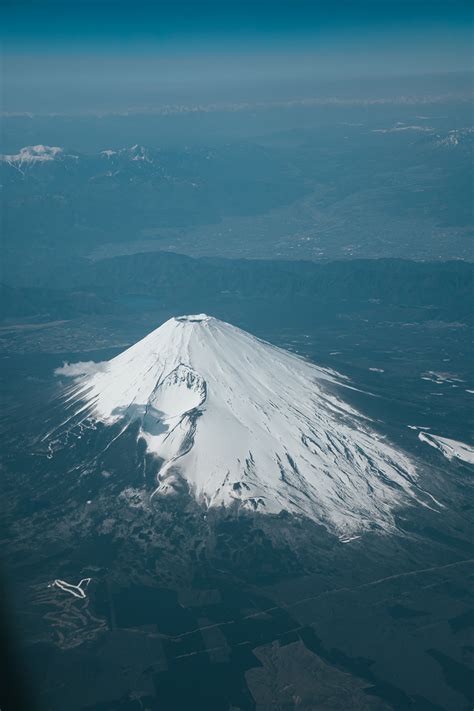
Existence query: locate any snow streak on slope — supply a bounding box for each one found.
[419,432,474,465]
[62,315,417,534]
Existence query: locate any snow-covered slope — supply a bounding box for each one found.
[63,315,417,533]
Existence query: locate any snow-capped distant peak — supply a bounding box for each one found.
[435,127,474,148]
[100,145,154,163]
[123,144,152,162]
[372,124,434,134]
[1,145,64,166]
[60,314,419,535]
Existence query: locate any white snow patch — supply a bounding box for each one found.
[419,432,474,465]
[339,535,361,544]
[422,371,464,385]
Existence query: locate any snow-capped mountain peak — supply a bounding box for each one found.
[61,315,418,534]
[0,145,65,166]
[122,144,153,162]
[100,149,117,159]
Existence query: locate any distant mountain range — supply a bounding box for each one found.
[2,129,472,175]
[1,123,472,277]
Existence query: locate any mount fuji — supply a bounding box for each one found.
[58,314,418,535]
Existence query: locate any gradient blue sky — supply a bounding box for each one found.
[2,1,472,113]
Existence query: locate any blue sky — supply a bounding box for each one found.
[2,1,472,113]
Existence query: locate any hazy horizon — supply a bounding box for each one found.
[2,0,473,114]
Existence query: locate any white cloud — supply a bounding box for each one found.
[55,360,108,379]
